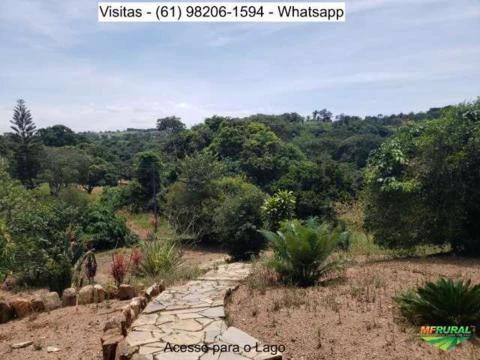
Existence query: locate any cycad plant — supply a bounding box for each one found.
[260,219,340,286]
[395,278,480,329]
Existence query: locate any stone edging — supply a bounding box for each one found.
[108,263,282,360]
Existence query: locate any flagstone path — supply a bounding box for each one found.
[125,263,282,360]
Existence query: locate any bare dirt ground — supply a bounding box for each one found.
[227,256,480,360]
[0,299,130,360]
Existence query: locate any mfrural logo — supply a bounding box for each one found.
[419,326,475,351]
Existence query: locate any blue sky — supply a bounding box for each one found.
[0,0,479,132]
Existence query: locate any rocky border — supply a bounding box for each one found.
[0,282,163,327]
[101,283,165,360]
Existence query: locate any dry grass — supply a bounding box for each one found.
[228,256,480,360]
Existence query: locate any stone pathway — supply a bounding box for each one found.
[125,263,281,360]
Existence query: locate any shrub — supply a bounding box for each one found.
[364,101,480,253]
[395,278,480,330]
[164,153,224,241]
[81,204,138,249]
[260,219,340,286]
[213,177,266,260]
[111,253,129,286]
[138,238,182,278]
[261,190,296,231]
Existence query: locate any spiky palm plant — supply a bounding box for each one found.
[395,278,480,330]
[260,219,340,286]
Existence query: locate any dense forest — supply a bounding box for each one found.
[0,98,479,293]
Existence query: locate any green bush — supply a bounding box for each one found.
[138,238,182,277]
[395,278,480,329]
[261,219,340,286]
[164,153,225,241]
[81,204,138,249]
[364,101,480,253]
[99,186,126,211]
[261,190,296,231]
[213,177,266,260]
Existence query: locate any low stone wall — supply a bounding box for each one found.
[0,282,164,327]
[101,283,164,360]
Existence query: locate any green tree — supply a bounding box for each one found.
[364,100,480,253]
[38,125,78,147]
[157,116,186,135]
[9,99,41,188]
[41,146,90,195]
[165,153,225,240]
[80,160,118,194]
[213,177,266,259]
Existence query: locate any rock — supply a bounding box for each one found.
[1,275,18,290]
[78,285,94,305]
[102,331,124,360]
[118,284,135,300]
[129,299,142,317]
[0,300,13,323]
[122,305,133,327]
[158,280,165,293]
[9,298,32,318]
[11,341,33,349]
[115,338,138,360]
[42,292,61,311]
[33,339,43,351]
[47,346,60,353]
[94,284,106,303]
[104,316,127,337]
[62,288,77,306]
[105,284,118,300]
[31,297,45,312]
[145,284,160,299]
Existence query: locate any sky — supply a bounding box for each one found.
[0,0,479,132]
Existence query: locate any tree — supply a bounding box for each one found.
[41,146,90,195]
[364,100,480,253]
[165,153,225,240]
[38,125,78,147]
[134,151,162,229]
[9,99,41,188]
[157,116,186,135]
[312,109,333,122]
[213,177,266,259]
[79,160,118,194]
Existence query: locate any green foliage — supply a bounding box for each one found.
[157,116,186,135]
[364,100,480,252]
[274,159,354,221]
[0,219,14,280]
[41,146,91,195]
[38,125,78,147]
[81,204,138,249]
[165,153,225,240]
[261,190,296,231]
[260,219,340,286]
[9,99,42,188]
[81,160,117,194]
[395,278,480,329]
[131,151,162,211]
[213,177,266,259]
[138,238,182,277]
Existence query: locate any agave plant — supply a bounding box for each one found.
[260,219,341,286]
[138,238,183,278]
[395,278,480,329]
